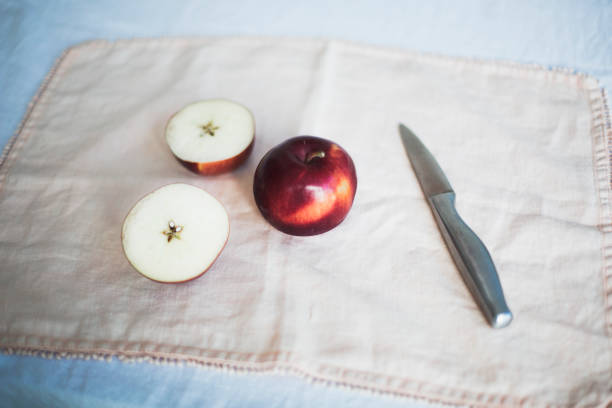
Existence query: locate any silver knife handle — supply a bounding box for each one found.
[429,192,512,328]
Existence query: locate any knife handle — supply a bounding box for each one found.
[429,192,512,328]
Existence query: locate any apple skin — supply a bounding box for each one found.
[253,136,357,236]
[176,138,254,175]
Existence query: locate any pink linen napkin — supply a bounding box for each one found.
[0,37,611,407]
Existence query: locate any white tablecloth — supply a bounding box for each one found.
[1,1,610,407]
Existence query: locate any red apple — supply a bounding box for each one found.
[165,99,255,175]
[253,136,357,236]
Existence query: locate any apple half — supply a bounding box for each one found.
[121,183,229,283]
[165,99,255,175]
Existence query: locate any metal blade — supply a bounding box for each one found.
[398,123,453,197]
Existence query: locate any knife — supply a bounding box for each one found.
[398,124,512,329]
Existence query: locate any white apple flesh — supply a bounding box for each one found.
[166,99,255,175]
[121,183,229,283]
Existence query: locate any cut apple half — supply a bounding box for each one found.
[166,99,255,175]
[121,183,229,283]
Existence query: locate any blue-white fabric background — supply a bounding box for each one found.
[1,1,610,407]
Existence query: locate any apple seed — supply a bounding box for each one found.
[201,120,220,137]
[162,220,184,242]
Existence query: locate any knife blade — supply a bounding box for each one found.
[398,123,512,329]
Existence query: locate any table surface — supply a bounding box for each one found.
[1,1,611,407]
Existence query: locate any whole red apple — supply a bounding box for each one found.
[253,136,357,236]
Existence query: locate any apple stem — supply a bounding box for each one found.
[201,120,220,137]
[305,151,325,164]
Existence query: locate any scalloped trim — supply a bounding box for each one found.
[0,342,522,408]
[0,48,72,188]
